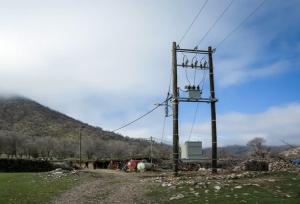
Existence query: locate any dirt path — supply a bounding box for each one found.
[50,169,156,204]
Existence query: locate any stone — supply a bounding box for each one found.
[169,193,184,200]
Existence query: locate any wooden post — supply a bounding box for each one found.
[79,126,85,168]
[208,46,217,174]
[172,42,179,176]
[150,136,153,164]
[79,127,82,168]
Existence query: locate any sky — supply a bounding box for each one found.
[0,0,299,147]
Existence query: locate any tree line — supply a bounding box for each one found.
[0,130,171,160]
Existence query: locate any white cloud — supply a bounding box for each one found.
[217,59,289,86]
[184,103,300,147]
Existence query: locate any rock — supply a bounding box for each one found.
[268,160,295,172]
[234,185,242,189]
[268,179,275,182]
[280,147,300,158]
[169,193,184,200]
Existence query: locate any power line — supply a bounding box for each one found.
[186,0,267,141]
[178,0,209,46]
[200,67,208,90]
[188,103,199,141]
[215,0,267,48]
[160,115,167,143]
[113,63,173,134]
[112,100,167,132]
[160,71,172,143]
[197,0,235,47]
[151,136,173,145]
[188,68,207,141]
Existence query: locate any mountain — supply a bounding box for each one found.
[0,96,118,139]
[203,145,292,159]
[0,96,170,159]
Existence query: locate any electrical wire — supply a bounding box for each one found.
[178,0,209,46]
[197,0,235,47]
[200,68,208,90]
[159,63,173,143]
[191,55,198,85]
[193,65,197,85]
[160,115,167,144]
[188,103,199,141]
[188,68,207,141]
[215,0,267,48]
[152,136,173,146]
[181,53,192,85]
[112,99,168,132]
[185,68,191,85]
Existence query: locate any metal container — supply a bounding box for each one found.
[137,162,153,171]
[181,141,203,160]
[188,89,201,99]
[126,160,141,171]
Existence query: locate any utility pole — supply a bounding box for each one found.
[172,42,179,176]
[79,126,84,168]
[208,46,218,174]
[170,42,218,174]
[150,136,153,164]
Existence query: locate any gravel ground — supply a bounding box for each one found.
[50,169,156,204]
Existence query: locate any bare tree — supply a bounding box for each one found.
[247,137,269,158]
[82,137,97,159]
[0,130,25,158]
[35,136,56,158]
[55,138,77,159]
[24,136,39,158]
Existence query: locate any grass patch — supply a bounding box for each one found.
[146,172,300,204]
[0,172,88,204]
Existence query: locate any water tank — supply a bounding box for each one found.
[181,141,203,160]
[137,162,153,171]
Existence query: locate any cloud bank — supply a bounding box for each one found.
[182,103,300,147]
[0,0,299,146]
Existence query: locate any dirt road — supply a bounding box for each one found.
[51,169,156,204]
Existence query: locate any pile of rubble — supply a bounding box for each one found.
[268,160,297,172]
[46,168,78,179]
[152,171,262,189]
[232,158,299,172]
[280,147,300,159]
[233,159,268,171]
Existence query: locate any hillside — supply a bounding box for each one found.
[0,96,170,159]
[0,96,119,140]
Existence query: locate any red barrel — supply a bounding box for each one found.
[126,160,141,171]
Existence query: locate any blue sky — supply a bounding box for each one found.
[0,0,299,146]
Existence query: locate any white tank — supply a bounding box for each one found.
[137,162,153,171]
